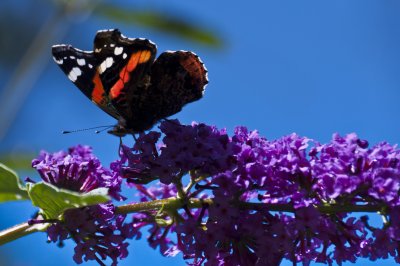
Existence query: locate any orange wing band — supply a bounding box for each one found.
[91,72,106,106]
[110,50,151,99]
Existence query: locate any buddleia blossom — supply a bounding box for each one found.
[118,120,237,185]
[31,145,132,266]
[115,120,400,266]
[32,145,124,200]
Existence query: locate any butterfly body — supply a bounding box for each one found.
[52,29,208,136]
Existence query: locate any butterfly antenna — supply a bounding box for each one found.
[95,126,114,134]
[62,125,113,134]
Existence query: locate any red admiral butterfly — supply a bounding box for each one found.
[52,29,208,136]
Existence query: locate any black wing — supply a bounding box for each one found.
[91,29,157,121]
[51,44,120,119]
[119,50,208,133]
[147,51,208,118]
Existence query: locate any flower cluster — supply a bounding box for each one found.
[28,121,400,266]
[113,121,400,266]
[32,145,132,266]
[32,145,123,200]
[118,120,237,184]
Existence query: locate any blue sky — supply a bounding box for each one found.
[1,0,400,265]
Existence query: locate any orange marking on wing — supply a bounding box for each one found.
[110,50,151,99]
[110,79,125,99]
[91,72,106,105]
[120,65,131,83]
[127,52,141,72]
[139,50,151,63]
[110,65,130,99]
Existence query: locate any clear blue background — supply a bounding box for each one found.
[1,0,400,265]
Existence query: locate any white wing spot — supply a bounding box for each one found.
[105,57,114,68]
[110,44,115,47]
[88,64,93,69]
[77,58,86,66]
[53,56,63,64]
[99,61,106,74]
[68,67,82,82]
[74,67,82,76]
[123,53,127,59]
[98,57,113,74]
[114,47,123,56]
[69,56,75,59]
[95,48,101,53]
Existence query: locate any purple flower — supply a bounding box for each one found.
[115,121,400,265]
[32,145,124,200]
[116,120,237,184]
[32,145,131,265]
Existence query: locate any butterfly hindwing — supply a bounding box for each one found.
[52,45,120,119]
[117,50,208,133]
[146,51,208,120]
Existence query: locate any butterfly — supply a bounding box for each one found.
[52,29,208,136]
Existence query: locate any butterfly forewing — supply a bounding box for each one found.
[92,30,157,96]
[52,45,120,119]
[52,45,97,99]
[91,30,157,121]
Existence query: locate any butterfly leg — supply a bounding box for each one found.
[118,136,124,155]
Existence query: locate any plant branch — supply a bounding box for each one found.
[0,198,386,246]
[115,197,386,215]
[0,222,44,246]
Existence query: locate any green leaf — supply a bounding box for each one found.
[0,163,29,202]
[94,4,223,48]
[27,182,110,219]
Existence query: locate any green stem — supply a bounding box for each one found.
[115,197,386,214]
[115,197,213,214]
[173,175,186,199]
[0,222,44,246]
[0,198,386,246]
